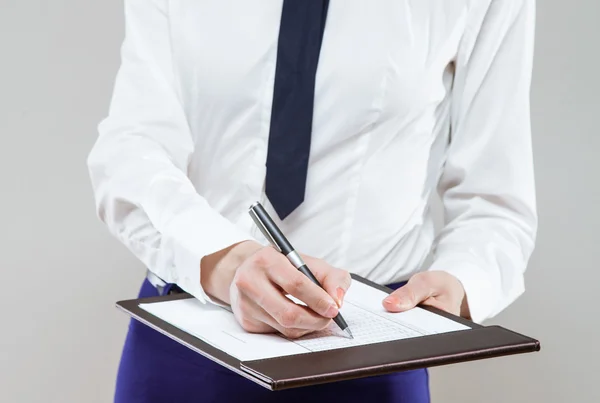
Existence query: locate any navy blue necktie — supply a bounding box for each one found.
[265,0,330,220]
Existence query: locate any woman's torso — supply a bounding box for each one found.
[168,0,483,284]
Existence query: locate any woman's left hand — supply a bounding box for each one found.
[382,271,471,318]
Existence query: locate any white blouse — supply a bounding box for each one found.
[87,0,537,323]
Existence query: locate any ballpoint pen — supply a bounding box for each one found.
[248,201,354,339]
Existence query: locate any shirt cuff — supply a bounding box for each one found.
[162,205,259,305]
[427,258,498,324]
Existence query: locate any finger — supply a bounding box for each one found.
[268,262,340,319]
[234,247,292,308]
[243,274,333,330]
[311,262,352,308]
[383,273,435,312]
[234,249,335,328]
[272,295,332,331]
[252,301,330,339]
[231,292,274,334]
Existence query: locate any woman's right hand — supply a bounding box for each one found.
[201,241,352,339]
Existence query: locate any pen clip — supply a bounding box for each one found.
[249,207,282,253]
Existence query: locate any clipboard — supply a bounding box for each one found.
[116,274,540,391]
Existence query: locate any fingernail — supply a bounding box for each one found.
[336,287,345,307]
[326,304,339,318]
[384,296,399,308]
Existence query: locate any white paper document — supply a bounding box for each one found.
[140,280,470,361]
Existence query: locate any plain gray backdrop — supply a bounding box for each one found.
[1,1,598,402]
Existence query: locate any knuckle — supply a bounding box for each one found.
[397,287,416,306]
[405,288,417,304]
[408,274,427,291]
[233,273,251,291]
[279,307,300,328]
[286,275,305,294]
[316,297,332,313]
[249,248,270,268]
[403,287,421,305]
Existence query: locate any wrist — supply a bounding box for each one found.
[200,240,262,303]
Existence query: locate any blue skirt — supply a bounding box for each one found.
[114,279,430,403]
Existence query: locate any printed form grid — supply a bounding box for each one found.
[292,302,426,352]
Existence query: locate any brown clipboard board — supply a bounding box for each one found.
[116,274,540,391]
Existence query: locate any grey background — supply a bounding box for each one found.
[1,1,598,402]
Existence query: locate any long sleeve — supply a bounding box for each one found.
[428,0,538,323]
[86,0,255,302]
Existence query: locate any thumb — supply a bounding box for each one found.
[383,274,433,312]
